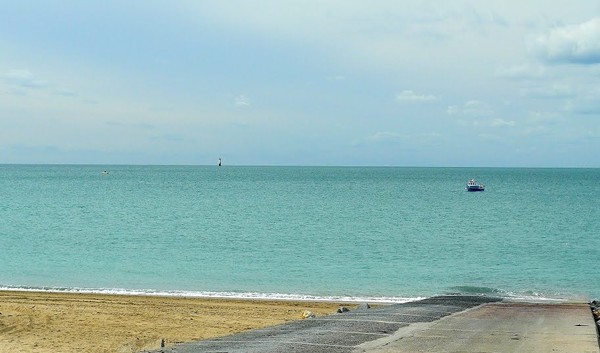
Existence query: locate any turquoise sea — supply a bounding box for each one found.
[1,165,599,302]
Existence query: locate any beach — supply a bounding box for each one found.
[0,290,344,353]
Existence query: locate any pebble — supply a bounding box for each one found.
[337,306,350,313]
[301,310,315,319]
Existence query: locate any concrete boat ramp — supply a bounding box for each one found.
[147,296,599,353]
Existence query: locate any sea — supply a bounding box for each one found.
[1,165,599,303]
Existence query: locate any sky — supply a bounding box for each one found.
[1,1,599,167]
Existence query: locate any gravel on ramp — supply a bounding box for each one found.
[144,296,502,353]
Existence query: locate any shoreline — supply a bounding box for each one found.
[0,286,418,304]
[0,290,347,353]
[1,285,581,304]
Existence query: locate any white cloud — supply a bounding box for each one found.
[564,92,600,114]
[496,64,547,80]
[527,111,561,123]
[534,17,600,64]
[366,131,404,142]
[1,69,48,88]
[447,100,494,117]
[366,131,442,142]
[396,90,436,102]
[105,121,155,130]
[1,69,79,99]
[234,94,251,107]
[3,1,600,167]
[491,118,516,127]
[519,83,573,99]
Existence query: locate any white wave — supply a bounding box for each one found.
[0,285,421,304]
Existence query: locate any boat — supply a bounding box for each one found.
[466,179,485,192]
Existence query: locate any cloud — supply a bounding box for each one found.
[105,121,155,130]
[564,91,600,114]
[160,133,184,142]
[534,17,600,64]
[234,94,251,107]
[366,131,404,142]
[491,118,516,127]
[1,69,48,88]
[364,131,441,145]
[447,100,494,117]
[496,64,547,80]
[519,83,573,99]
[396,90,436,102]
[56,88,77,97]
[527,110,560,123]
[1,69,78,98]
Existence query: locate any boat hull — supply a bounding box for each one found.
[466,179,485,192]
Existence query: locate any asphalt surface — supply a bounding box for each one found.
[365,301,600,353]
[144,295,502,353]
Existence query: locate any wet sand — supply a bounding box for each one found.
[0,290,345,353]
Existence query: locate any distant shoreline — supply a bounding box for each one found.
[1,163,599,169]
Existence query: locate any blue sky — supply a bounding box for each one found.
[1,1,599,166]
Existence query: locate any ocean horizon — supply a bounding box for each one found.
[1,165,599,302]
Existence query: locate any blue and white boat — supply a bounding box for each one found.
[466,179,485,192]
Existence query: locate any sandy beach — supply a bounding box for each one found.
[0,290,345,353]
